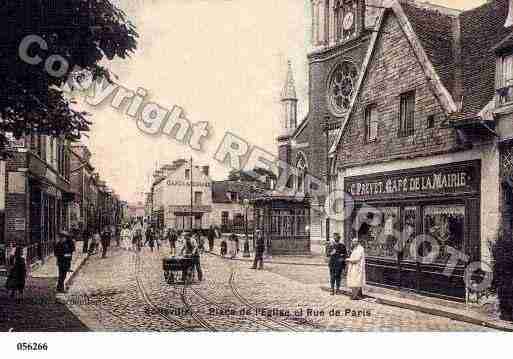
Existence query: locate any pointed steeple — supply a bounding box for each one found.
[279,60,298,139]
[281,60,297,101]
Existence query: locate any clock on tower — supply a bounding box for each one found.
[342,0,358,40]
[334,0,364,43]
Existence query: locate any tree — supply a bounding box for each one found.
[227,167,277,190]
[0,0,138,154]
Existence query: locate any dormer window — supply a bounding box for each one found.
[496,53,513,105]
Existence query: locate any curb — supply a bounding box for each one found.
[207,251,327,267]
[319,286,513,332]
[373,295,513,332]
[65,255,89,290]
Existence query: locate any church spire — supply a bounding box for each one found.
[281,60,298,101]
[279,60,298,138]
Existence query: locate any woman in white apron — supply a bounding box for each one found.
[346,238,366,300]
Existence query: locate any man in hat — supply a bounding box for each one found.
[100,225,111,258]
[346,238,366,300]
[251,230,265,270]
[54,231,76,293]
[328,233,347,295]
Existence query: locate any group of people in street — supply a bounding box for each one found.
[326,233,366,300]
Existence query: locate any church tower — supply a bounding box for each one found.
[279,60,298,139]
[277,61,298,166]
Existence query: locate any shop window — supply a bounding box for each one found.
[423,205,465,263]
[399,91,415,137]
[357,207,400,259]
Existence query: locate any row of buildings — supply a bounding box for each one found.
[146,159,269,234]
[273,0,513,300]
[0,136,127,267]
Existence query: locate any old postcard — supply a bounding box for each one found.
[1,0,513,351]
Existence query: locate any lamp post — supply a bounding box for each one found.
[243,198,251,257]
[324,115,331,244]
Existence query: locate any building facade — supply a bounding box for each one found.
[2,133,73,265]
[151,160,261,232]
[278,0,513,300]
[69,144,96,230]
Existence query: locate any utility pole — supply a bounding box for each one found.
[190,157,194,231]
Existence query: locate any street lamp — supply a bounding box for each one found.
[242,198,251,257]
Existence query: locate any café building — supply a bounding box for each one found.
[314,0,513,300]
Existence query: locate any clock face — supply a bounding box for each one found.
[343,11,355,31]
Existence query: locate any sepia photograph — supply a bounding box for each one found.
[1,0,513,355]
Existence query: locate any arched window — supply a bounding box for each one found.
[296,153,308,193]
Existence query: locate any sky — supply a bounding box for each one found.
[78,0,487,204]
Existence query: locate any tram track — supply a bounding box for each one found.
[227,268,302,331]
[133,252,194,331]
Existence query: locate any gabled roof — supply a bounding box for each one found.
[330,0,513,156]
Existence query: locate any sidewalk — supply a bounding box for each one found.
[208,238,513,332]
[31,251,89,291]
[0,251,90,332]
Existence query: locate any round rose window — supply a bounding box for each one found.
[328,62,358,116]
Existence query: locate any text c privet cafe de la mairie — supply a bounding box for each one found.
[278,0,513,300]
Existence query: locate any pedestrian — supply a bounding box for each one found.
[207,225,215,252]
[89,230,100,256]
[328,233,347,296]
[229,233,238,259]
[220,237,228,257]
[179,234,195,282]
[54,232,75,293]
[133,221,143,252]
[346,238,366,300]
[155,227,162,252]
[121,225,131,251]
[115,225,121,248]
[100,226,111,258]
[82,226,91,254]
[145,226,155,252]
[195,230,205,254]
[191,233,203,282]
[166,228,176,256]
[251,230,265,270]
[5,247,27,299]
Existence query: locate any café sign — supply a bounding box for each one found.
[346,161,479,199]
[166,180,211,188]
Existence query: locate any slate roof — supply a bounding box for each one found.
[403,0,512,120]
[401,2,457,100]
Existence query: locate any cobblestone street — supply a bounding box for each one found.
[63,247,494,332]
